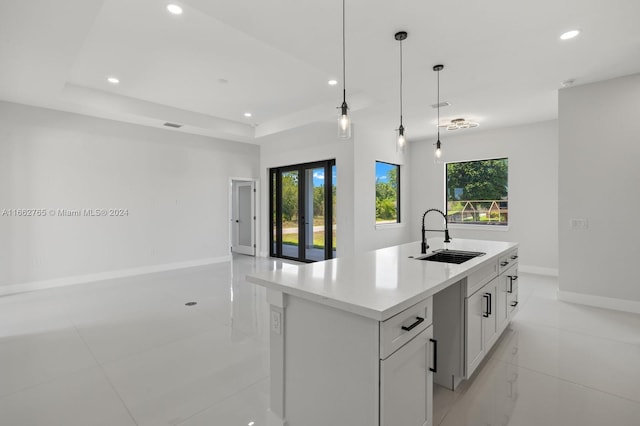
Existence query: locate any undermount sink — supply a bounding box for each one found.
[415,249,486,264]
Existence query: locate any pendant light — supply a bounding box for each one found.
[337,0,351,139]
[433,64,444,159]
[395,31,408,150]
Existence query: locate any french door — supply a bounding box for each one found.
[270,160,336,262]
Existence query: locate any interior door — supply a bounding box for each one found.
[232,181,255,256]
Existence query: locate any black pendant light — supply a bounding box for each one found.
[395,31,408,150]
[337,0,351,138]
[434,64,444,159]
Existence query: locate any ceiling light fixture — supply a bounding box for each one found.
[107,77,120,84]
[328,79,338,86]
[560,29,580,40]
[166,4,183,15]
[439,118,479,130]
[394,31,408,151]
[433,65,444,160]
[337,0,351,139]
[244,112,252,117]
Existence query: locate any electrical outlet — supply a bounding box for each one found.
[271,310,282,335]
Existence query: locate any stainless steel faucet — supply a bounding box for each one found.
[421,208,451,254]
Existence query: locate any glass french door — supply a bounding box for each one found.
[270,160,336,262]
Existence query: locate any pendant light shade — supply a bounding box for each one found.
[337,0,351,139]
[395,31,408,151]
[433,64,444,160]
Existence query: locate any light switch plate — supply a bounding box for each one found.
[570,218,588,229]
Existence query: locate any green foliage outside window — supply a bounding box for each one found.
[376,162,400,223]
[446,158,508,225]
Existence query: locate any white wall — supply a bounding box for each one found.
[558,73,640,310]
[0,101,259,290]
[408,120,559,273]
[353,125,411,253]
[259,122,355,257]
[258,122,412,258]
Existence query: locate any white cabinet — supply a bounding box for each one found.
[465,277,498,378]
[465,249,518,379]
[380,326,435,426]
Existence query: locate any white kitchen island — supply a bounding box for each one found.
[247,239,519,426]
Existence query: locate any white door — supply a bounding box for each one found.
[232,181,255,256]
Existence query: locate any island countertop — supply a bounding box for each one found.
[247,239,518,321]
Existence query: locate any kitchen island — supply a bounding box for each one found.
[247,238,519,426]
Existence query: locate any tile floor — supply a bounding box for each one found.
[1,255,639,425]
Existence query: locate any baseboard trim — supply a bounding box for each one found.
[0,256,231,297]
[518,265,559,277]
[558,290,640,315]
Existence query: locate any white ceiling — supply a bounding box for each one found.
[1,0,639,144]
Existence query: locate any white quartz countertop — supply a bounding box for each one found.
[247,239,518,321]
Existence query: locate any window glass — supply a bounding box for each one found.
[375,161,400,224]
[446,158,508,226]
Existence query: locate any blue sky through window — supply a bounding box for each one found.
[376,162,394,183]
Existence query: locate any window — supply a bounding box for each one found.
[446,158,508,226]
[375,161,400,224]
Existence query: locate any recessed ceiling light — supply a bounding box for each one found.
[560,30,580,40]
[244,112,252,117]
[328,79,338,86]
[166,4,183,15]
[107,77,120,84]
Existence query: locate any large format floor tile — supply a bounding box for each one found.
[101,316,268,425]
[439,358,640,426]
[0,320,98,397]
[0,366,136,426]
[2,261,640,426]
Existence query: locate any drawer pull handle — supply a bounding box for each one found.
[510,255,518,260]
[429,338,438,373]
[500,261,509,267]
[401,316,424,331]
[507,276,518,293]
[483,293,490,317]
[510,301,519,308]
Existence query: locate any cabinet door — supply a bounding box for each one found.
[465,290,485,378]
[496,273,509,335]
[483,282,498,350]
[380,326,433,426]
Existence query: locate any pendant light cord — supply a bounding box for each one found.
[437,68,440,139]
[399,39,403,126]
[342,0,346,104]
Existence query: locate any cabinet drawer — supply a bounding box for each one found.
[498,249,519,274]
[380,297,432,359]
[466,260,498,297]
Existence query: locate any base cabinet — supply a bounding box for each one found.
[380,326,434,426]
[466,277,498,378]
[465,250,519,379]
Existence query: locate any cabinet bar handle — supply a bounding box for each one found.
[429,338,438,373]
[500,261,509,267]
[507,277,514,293]
[483,294,490,317]
[511,255,518,260]
[401,316,424,331]
[510,301,519,308]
